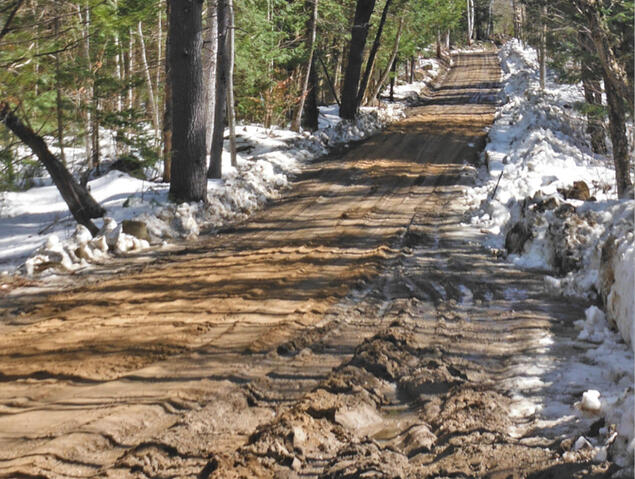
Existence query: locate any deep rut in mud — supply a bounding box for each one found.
[0,52,621,478]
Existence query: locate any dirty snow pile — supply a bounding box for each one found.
[465,39,634,466]
[0,64,444,277]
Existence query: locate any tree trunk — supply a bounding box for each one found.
[162,0,172,183]
[292,0,319,131]
[576,0,633,113]
[77,3,93,168]
[582,76,607,155]
[204,0,218,153]
[538,5,546,91]
[368,17,403,103]
[168,0,208,202]
[356,0,392,107]
[128,27,135,110]
[226,0,237,166]
[409,56,414,83]
[361,57,376,105]
[512,0,523,43]
[389,56,396,101]
[318,52,340,107]
[156,4,163,101]
[163,78,172,182]
[1,103,105,235]
[0,0,24,43]
[90,93,100,172]
[603,71,633,198]
[138,21,161,139]
[467,0,474,46]
[303,55,319,130]
[339,0,377,119]
[436,30,441,59]
[113,1,124,157]
[208,0,229,179]
[53,15,65,165]
[334,43,344,94]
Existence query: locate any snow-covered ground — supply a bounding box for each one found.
[0,58,443,276]
[465,39,634,467]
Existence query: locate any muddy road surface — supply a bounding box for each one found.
[0,52,620,478]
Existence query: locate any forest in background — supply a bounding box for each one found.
[0,0,632,233]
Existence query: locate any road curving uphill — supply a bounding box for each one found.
[0,51,620,478]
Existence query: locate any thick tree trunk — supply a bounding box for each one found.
[356,0,392,107]
[1,103,105,235]
[292,0,319,131]
[603,71,633,198]
[168,0,208,202]
[204,0,218,153]
[208,0,229,179]
[339,0,377,119]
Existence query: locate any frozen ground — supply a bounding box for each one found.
[464,39,634,465]
[0,59,442,276]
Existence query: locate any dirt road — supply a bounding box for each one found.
[0,52,619,478]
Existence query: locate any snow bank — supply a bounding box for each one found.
[465,39,634,466]
[466,39,634,349]
[1,59,443,276]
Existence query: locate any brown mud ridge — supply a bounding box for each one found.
[0,52,621,478]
